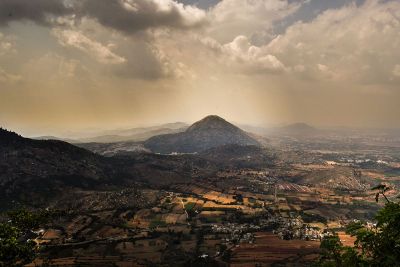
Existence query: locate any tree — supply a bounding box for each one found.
[0,209,49,266]
[0,223,36,267]
[317,186,400,267]
[371,184,391,203]
[318,233,368,267]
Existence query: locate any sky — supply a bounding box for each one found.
[0,0,399,137]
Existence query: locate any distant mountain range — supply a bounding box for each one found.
[34,122,188,144]
[33,136,78,143]
[76,127,186,143]
[144,115,260,154]
[34,121,321,146]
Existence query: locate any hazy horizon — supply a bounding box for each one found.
[6,114,400,140]
[1,0,400,136]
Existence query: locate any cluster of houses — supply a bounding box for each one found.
[210,223,258,244]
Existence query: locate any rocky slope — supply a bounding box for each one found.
[0,128,218,207]
[0,128,114,206]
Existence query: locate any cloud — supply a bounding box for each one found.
[196,34,285,75]
[208,0,304,43]
[265,0,400,83]
[0,0,73,26]
[0,0,206,34]
[0,32,16,55]
[80,0,207,34]
[0,67,21,84]
[393,65,400,77]
[183,0,304,75]
[53,29,126,64]
[222,35,285,73]
[2,0,400,84]
[111,38,194,80]
[52,20,183,80]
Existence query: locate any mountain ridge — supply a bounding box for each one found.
[0,127,218,207]
[144,115,260,154]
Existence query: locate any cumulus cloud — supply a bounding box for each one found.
[0,0,208,81]
[53,29,126,64]
[222,35,285,73]
[80,0,207,34]
[265,0,400,83]
[2,0,400,84]
[46,15,187,80]
[0,0,206,33]
[197,34,285,75]
[0,0,73,26]
[208,0,304,43]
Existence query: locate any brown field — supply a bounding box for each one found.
[95,226,128,238]
[364,171,386,180]
[304,207,349,219]
[161,213,187,224]
[113,239,167,264]
[337,231,356,247]
[203,191,236,204]
[157,225,191,233]
[230,232,320,267]
[128,209,153,228]
[179,196,205,208]
[29,257,147,267]
[65,215,92,236]
[181,239,197,253]
[41,229,62,240]
[202,201,242,210]
[27,256,141,267]
[198,211,225,217]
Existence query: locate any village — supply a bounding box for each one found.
[28,164,383,266]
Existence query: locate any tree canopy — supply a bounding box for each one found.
[317,185,400,267]
[0,209,49,267]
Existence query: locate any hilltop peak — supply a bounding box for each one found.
[0,127,24,145]
[144,115,259,153]
[186,115,237,133]
[201,115,226,121]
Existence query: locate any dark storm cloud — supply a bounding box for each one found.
[0,0,206,33]
[0,0,72,26]
[80,0,206,34]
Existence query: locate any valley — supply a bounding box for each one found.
[1,116,399,266]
